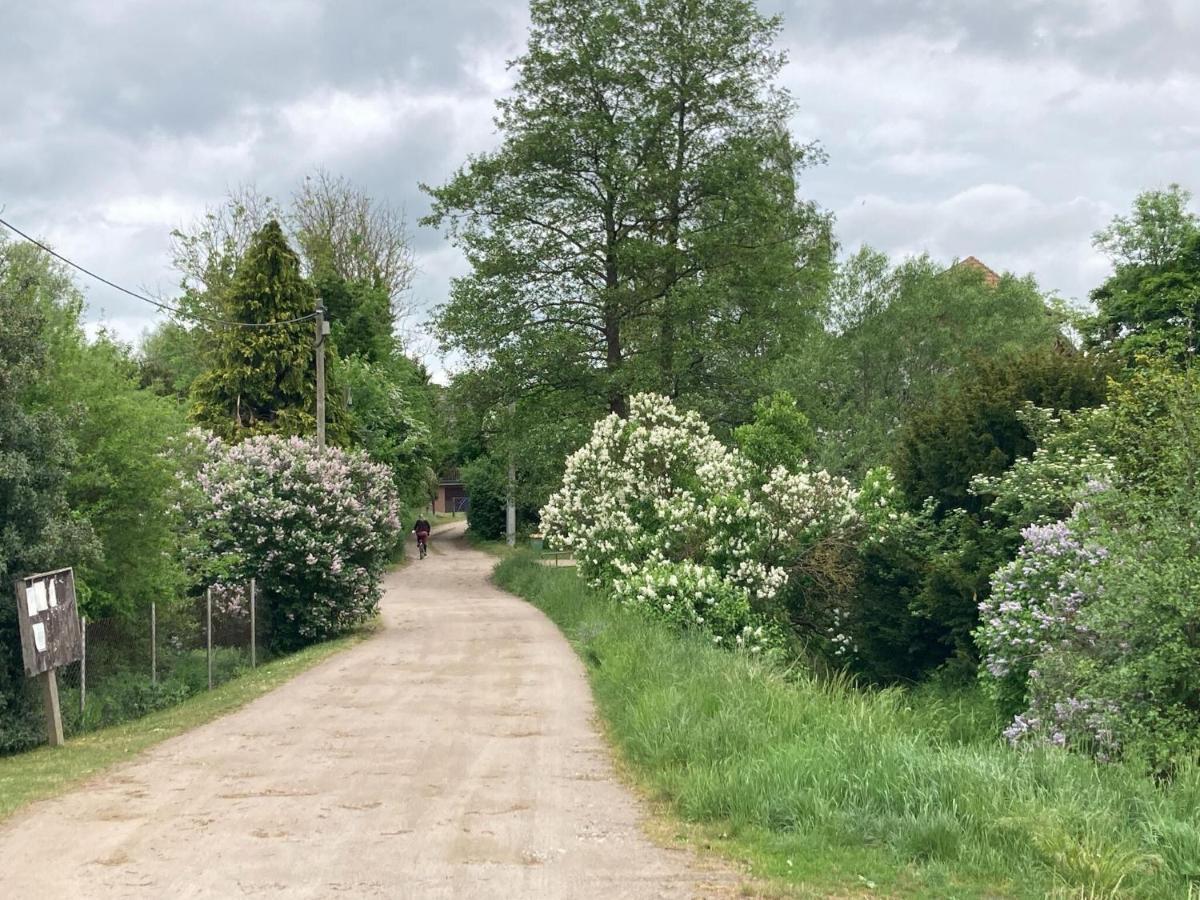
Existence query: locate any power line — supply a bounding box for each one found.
[0,215,319,329]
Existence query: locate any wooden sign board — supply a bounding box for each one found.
[14,568,82,678]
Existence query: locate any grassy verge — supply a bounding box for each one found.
[495,553,1200,899]
[0,625,373,823]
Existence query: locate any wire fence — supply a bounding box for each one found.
[51,580,269,736]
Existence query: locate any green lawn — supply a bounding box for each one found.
[495,553,1200,899]
[0,626,372,823]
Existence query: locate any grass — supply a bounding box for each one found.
[0,625,373,823]
[495,553,1200,899]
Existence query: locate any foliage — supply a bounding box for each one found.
[138,320,209,399]
[894,349,1110,518]
[339,353,434,505]
[291,168,416,312]
[188,434,400,651]
[498,555,1200,899]
[732,390,813,474]
[462,453,541,541]
[541,393,880,652]
[969,403,1116,528]
[789,249,1067,476]
[982,363,1200,770]
[189,221,326,441]
[975,514,1107,715]
[1088,184,1200,361]
[424,0,829,421]
[313,268,395,364]
[0,240,98,753]
[42,335,192,620]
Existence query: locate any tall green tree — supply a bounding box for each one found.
[189,221,322,441]
[424,0,829,421]
[1088,184,1200,361]
[787,249,1066,475]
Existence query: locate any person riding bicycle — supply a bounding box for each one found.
[413,517,431,558]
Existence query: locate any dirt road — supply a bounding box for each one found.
[0,525,739,898]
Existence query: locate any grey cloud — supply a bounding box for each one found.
[1,0,1198,358]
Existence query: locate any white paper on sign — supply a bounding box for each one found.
[48,581,58,608]
[26,586,38,618]
[29,581,49,614]
[32,622,47,652]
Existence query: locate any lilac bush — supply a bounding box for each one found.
[975,514,1106,713]
[190,433,401,650]
[540,394,897,653]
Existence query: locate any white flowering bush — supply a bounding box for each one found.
[541,394,779,646]
[189,434,401,650]
[612,560,776,653]
[542,394,880,653]
[971,403,1116,527]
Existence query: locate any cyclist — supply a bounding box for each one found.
[413,516,432,559]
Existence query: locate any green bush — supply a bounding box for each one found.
[462,454,539,540]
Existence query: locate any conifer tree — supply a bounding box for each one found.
[190,220,319,440]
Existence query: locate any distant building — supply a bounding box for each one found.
[952,255,1001,287]
[434,469,468,515]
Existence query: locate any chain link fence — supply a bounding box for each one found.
[49,580,269,737]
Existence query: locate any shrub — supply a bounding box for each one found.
[189,434,400,651]
[974,514,1107,715]
[1007,497,1200,769]
[541,393,882,653]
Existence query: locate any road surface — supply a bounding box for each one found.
[0,524,739,898]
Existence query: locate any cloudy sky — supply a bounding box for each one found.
[2,0,1198,373]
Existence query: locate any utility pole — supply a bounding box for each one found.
[315,303,328,451]
[506,401,517,547]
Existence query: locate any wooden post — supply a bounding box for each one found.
[249,578,257,668]
[206,587,213,691]
[40,669,64,747]
[151,602,157,684]
[506,402,516,547]
[80,617,87,718]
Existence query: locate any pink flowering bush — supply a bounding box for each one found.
[189,433,401,650]
[974,514,1107,713]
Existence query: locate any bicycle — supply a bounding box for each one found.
[416,532,429,560]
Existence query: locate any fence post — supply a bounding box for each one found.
[206,587,213,691]
[250,578,257,668]
[80,616,87,718]
[151,602,157,684]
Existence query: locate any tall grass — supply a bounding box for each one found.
[496,554,1200,899]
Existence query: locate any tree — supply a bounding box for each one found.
[0,238,97,752]
[189,221,323,441]
[733,390,813,474]
[291,169,416,319]
[1088,185,1200,361]
[787,250,1066,475]
[424,0,828,421]
[45,334,192,620]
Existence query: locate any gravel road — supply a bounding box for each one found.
[0,524,740,898]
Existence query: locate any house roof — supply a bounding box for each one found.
[953,256,1001,287]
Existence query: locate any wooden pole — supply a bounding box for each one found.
[315,305,327,452]
[506,402,516,547]
[151,602,157,684]
[40,669,64,747]
[249,578,257,668]
[206,587,213,691]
